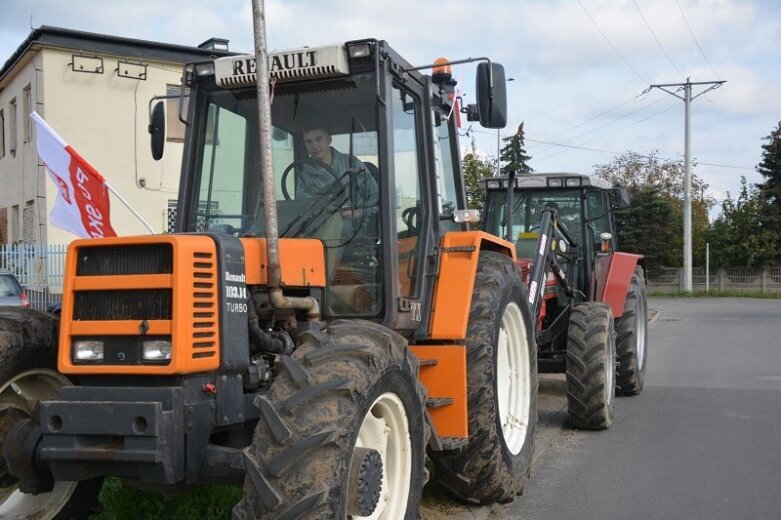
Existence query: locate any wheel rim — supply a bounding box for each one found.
[636,292,647,371]
[0,369,78,520]
[496,301,532,455]
[353,392,412,519]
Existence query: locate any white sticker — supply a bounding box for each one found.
[538,234,548,256]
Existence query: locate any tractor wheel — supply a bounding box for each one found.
[616,266,648,396]
[0,308,102,520]
[430,251,537,504]
[235,320,428,519]
[565,302,616,430]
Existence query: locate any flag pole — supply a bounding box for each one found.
[103,181,156,234]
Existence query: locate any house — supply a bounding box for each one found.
[0,26,233,244]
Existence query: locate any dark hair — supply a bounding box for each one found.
[301,118,331,135]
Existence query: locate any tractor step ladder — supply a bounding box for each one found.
[409,345,468,442]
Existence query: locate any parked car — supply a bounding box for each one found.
[0,272,30,308]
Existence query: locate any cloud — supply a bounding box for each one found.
[1,0,778,214]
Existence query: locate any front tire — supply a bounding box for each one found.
[430,251,538,504]
[565,302,616,430]
[616,266,648,396]
[0,308,102,520]
[235,320,427,519]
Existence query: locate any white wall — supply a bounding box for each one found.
[40,47,187,243]
[0,50,45,243]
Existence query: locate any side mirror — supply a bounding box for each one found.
[475,62,507,129]
[611,187,631,209]
[149,100,165,161]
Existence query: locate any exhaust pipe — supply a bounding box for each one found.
[252,0,319,320]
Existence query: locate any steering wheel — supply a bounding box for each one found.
[281,159,341,200]
[401,206,420,234]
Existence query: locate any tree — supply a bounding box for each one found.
[611,185,678,267]
[462,138,495,213]
[706,177,779,268]
[756,121,781,262]
[499,122,533,175]
[593,150,714,269]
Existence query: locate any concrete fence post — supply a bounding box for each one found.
[762,268,768,294]
[719,268,726,294]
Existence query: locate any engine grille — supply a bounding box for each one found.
[73,289,173,321]
[76,244,173,276]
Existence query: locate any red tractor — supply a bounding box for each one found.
[482,172,648,429]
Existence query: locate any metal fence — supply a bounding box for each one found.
[0,244,67,311]
[647,266,781,294]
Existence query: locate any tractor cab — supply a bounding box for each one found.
[152,40,506,337]
[482,172,629,300]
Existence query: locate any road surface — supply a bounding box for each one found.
[422,297,781,520]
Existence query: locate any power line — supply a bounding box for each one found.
[527,92,648,148]
[576,0,650,84]
[632,0,685,78]
[530,93,667,155]
[464,130,754,170]
[533,102,679,162]
[675,0,721,79]
[698,162,752,171]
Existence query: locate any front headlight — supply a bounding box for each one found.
[142,340,172,361]
[74,340,104,361]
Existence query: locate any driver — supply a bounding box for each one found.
[297,124,379,220]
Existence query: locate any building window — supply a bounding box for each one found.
[9,98,17,156]
[0,109,5,158]
[166,85,188,142]
[9,205,19,243]
[23,200,35,244]
[166,200,178,232]
[23,85,32,143]
[0,208,7,243]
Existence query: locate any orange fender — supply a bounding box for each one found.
[428,231,514,340]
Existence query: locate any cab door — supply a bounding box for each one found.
[387,80,431,332]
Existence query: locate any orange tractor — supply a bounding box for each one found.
[482,172,648,429]
[1,40,539,518]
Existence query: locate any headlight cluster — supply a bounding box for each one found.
[74,340,104,361]
[72,338,173,364]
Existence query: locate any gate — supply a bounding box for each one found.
[0,244,67,311]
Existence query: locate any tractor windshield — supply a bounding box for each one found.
[188,73,383,317]
[188,74,379,241]
[484,188,582,244]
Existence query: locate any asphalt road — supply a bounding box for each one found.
[422,297,781,520]
[508,297,781,520]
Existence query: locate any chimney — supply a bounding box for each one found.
[198,38,229,51]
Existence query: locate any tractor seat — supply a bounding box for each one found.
[515,231,539,260]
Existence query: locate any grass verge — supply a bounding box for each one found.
[91,478,242,520]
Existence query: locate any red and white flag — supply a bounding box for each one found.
[31,112,117,238]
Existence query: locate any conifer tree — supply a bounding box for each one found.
[499,122,533,175]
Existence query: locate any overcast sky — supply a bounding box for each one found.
[2,0,779,215]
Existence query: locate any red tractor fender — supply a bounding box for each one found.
[594,252,643,318]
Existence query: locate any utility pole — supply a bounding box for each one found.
[648,78,725,293]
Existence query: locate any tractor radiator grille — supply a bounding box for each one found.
[75,244,173,276]
[73,289,173,321]
[191,251,217,359]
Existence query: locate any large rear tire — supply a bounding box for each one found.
[616,266,648,396]
[565,302,616,430]
[0,308,102,520]
[430,251,537,504]
[235,320,428,519]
